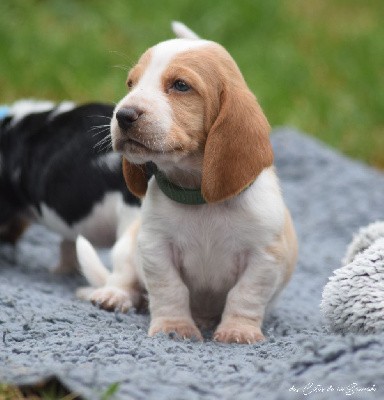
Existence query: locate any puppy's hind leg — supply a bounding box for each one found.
[52,239,79,274]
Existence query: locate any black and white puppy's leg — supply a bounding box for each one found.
[52,239,79,274]
[76,219,143,312]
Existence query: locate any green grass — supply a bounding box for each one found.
[0,381,79,400]
[0,381,120,400]
[0,0,383,167]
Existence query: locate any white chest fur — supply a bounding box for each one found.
[137,167,285,317]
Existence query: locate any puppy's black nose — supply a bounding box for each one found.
[116,107,142,130]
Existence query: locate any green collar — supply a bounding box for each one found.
[154,170,206,205]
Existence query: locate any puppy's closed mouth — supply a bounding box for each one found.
[114,136,153,152]
[115,136,183,155]
[126,137,151,150]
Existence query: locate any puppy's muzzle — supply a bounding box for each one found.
[116,107,143,131]
[115,106,154,151]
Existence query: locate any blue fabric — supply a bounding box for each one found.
[1,129,383,400]
[0,105,10,120]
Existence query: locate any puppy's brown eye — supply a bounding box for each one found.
[172,80,190,92]
[127,79,133,89]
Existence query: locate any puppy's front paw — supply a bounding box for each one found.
[85,286,133,312]
[91,287,133,312]
[149,318,203,341]
[214,322,265,344]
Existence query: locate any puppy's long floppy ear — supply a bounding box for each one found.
[202,82,273,203]
[122,158,148,198]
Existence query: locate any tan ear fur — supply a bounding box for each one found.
[122,158,148,198]
[201,82,273,203]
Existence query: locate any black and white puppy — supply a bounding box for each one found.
[0,100,140,273]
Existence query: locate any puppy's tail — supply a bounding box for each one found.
[172,21,200,40]
[76,235,109,287]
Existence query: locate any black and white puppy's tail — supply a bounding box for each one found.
[75,221,140,312]
[76,235,109,287]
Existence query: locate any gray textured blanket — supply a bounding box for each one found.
[1,129,383,400]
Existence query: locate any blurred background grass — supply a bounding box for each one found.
[0,0,383,168]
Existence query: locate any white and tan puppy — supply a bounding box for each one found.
[77,22,298,344]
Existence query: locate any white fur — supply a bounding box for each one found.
[8,99,76,126]
[138,168,286,319]
[172,21,200,40]
[342,221,384,265]
[49,101,76,120]
[38,192,138,246]
[9,99,55,125]
[321,237,384,333]
[76,235,109,287]
[141,168,284,292]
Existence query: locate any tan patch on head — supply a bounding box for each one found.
[170,46,227,130]
[126,49,153,89]
[169,101,205,155]
[161,43,273,202]
[165,46,225,143]
[162,67,206,155]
